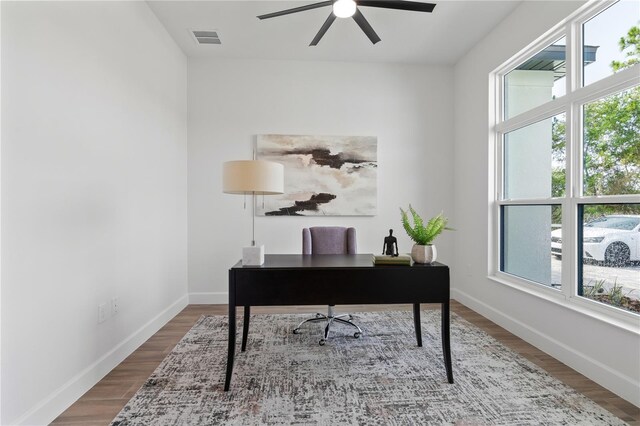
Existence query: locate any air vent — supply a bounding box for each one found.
[192,30,221,45]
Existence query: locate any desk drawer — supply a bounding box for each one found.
[231,267,449,306]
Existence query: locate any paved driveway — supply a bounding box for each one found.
[551,257,640,299]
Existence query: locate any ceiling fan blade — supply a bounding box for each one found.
[352,9,381,44]
[357,0,436,13]
[310,13,337,46]
[258,1,333,20]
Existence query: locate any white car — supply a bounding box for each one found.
[551,215,640,265]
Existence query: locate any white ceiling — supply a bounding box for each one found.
[147,0,522,65]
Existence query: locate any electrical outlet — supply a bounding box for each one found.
[111,297,119,315]
[98,303,107,323]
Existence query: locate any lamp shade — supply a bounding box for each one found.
[222,160,284,195]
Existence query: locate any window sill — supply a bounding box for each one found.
[488,273,640,335]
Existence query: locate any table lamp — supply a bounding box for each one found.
[223,160,284,265]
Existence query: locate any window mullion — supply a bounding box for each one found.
[572,102,583,200]
[496,73,505,125]
[562,19,575,298]
[562,198,575,300]
[570,65,640,105]
[566,18,575,98]
[492,124,503,276]
[566,90,575,198]
[567,68,584,302]
[569,13,581,199]
[569,8,583,201]
[496,101,567,134]
[572,8,583,93]
[498,199,562,206]
[496,133,504,201]
[579,194,640,204]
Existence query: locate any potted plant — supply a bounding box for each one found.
[400,205,451,264]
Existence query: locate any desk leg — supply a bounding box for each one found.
[241,306,250,352]
[442,301,453,383]
[224,299,236,391]
[413,303,422,347]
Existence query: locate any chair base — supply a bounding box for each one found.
[293,306,363,345]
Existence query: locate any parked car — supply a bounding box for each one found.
[551,215,640,266]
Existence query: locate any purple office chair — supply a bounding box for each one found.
[294,226,363,345]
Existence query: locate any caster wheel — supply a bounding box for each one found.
[319,339,326,346]
[315,313,323,318]
[293,328,300,334]
[354,332,361,339]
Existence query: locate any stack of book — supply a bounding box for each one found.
[372,254,413,266]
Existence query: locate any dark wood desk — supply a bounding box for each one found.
[224,254,452,391]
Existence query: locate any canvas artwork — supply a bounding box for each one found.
[256,134,377,216]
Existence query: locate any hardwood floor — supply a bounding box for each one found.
[51,301,640,425]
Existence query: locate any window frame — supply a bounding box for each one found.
[489,0,640,331]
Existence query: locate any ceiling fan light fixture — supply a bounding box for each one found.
[333,0,357,18]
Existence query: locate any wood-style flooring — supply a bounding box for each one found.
[51,302,640,425]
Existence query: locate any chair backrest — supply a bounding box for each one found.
[302,227,357,255]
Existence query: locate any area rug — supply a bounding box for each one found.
[111,311,625,425]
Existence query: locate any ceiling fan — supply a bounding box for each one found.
[257,0,436,46]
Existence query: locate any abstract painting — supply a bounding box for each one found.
[256,134,377,216]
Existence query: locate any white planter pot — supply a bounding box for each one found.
[411,244,437,264]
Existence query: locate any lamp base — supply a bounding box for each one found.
[242,245,265,266]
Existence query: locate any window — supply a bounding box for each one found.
[493,1,640,321]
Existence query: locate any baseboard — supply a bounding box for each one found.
[452,288,640,408]
[189,291,227,304]
[13,294,190,426]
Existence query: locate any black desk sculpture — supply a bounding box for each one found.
[383,229,399,256]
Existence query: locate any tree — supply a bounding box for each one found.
[552,25,640,202]
[551,116,565,223]
[583,86,639,196]
[551,116,566,199]
[583,25,640,197]
[611,26,640,71]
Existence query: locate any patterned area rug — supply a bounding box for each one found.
[111,311,625,425]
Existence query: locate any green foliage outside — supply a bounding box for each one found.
[400,205,451,246]
[551,115,566,202]
[582,203,640,224]
[611,26,640,71]
[583,86,639,197]
[583,278,640,313]
[551,25,640,224]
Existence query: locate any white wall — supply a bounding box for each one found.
[452,0,639,406]
[188,58,454,301]
[1,2,188,424]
